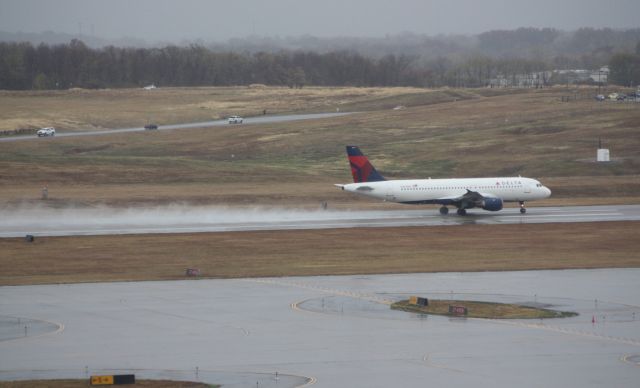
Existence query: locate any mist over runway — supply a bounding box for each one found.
[1,204,639,237]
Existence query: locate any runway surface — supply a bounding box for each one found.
[1,204,638,237]
[0,112,351,142]
[1,269,639,387]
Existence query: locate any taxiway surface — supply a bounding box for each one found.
[1,204,638,237]
[1,269,639,387]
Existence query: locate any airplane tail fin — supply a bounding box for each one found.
[346,145,386,183]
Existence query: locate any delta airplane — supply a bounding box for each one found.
[336,146,551,215]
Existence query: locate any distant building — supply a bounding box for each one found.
[554,69,592,83]
[489,71,551,88]
[550,66,609,85]
[589,66,609,84]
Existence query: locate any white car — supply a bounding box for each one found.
[228,115,243,124]
[37,127,56,137]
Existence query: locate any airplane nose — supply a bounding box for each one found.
[544,186,552,197]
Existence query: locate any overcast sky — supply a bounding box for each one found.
[1,0,639,43]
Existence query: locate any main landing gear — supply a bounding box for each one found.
[441,203,528,215]
[438,206,467,216]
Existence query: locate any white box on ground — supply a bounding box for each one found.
[597,148,610,162]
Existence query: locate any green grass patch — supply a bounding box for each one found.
[391,299,578,319]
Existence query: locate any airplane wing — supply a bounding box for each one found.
[438,189,480,203]
[438,190,500,209]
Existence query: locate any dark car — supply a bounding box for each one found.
[144,124,158,130]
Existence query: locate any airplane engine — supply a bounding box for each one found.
[481,197,503,211]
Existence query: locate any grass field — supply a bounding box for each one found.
[1,221,638,286]
[1,86,639,208]
[0,86,463,132]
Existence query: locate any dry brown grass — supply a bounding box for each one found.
[1,222,638,286]
[1,87,638,203]
[0,86,432,131]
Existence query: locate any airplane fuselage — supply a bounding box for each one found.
[341,177,551,205]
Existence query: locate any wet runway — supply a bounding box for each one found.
[0,112,351,142]
[1,204,639,237]
[1,269,639,387]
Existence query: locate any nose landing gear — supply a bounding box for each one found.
[519,201,527,214]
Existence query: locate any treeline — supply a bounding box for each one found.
[0,40,408,89]
[608,42,640,87]
[1,38,638,90]
[0,39,536,89]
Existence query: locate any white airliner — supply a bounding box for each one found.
[336,146,551,215]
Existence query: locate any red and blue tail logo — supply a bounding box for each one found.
[346,146,386,183]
